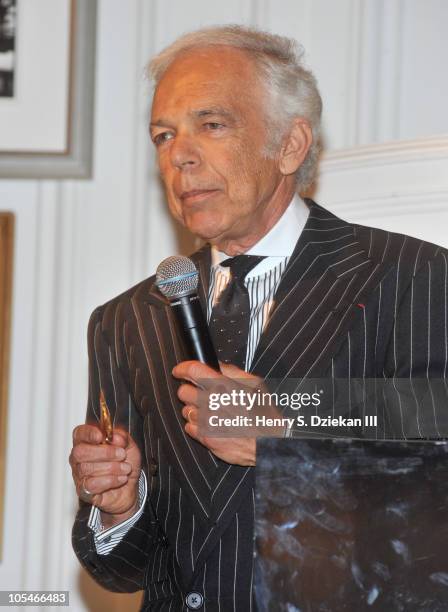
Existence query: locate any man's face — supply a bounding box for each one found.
[150,47,288,251]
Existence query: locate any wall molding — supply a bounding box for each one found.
[315,136,448,216]
[321,135,448,171]
[327,192,448,220]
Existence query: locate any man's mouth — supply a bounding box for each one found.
[180,189,220,204]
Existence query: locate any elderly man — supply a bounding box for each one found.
[70,25,448,611]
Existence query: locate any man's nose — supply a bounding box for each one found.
[170,135,201,170]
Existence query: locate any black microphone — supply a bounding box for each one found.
[155,255,220,370]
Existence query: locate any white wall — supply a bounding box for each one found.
[0,1,447,610]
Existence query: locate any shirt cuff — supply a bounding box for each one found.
[87,470,147,555]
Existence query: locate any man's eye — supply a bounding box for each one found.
[204,122,224,130]
[153,132,173,146]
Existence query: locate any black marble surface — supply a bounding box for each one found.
[254,438,448,611]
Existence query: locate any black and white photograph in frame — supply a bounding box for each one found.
[0,0,16,98]
[0,0,96,179]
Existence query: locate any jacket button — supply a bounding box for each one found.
[148,457,158,476]
[185,591,203,609]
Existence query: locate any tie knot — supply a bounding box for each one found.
[221,255,265,281]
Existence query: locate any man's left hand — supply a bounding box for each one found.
[172,361,263,466]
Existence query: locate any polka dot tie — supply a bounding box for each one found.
[209,255,265,369]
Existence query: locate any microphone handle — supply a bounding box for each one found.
[170,295,220,370]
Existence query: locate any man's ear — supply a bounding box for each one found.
[278,118,313,176]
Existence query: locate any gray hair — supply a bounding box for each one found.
[147,25,322,192]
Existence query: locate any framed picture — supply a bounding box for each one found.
[0,0,96,179]
[0,212,14,560]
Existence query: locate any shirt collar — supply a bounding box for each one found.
[211,194,309,266]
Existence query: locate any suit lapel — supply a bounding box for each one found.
[190,244,211,316]
[131,246,217,522]
[250,200,390,380]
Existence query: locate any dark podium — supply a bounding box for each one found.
[254,438,448,611]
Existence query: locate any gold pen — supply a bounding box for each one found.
[99,389,113,443]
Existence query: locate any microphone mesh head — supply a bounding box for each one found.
[155,255,199,299]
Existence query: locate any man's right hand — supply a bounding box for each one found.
[69,424,142,529]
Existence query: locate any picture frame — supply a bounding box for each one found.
[0,0,97,179]
[0,213,14,560]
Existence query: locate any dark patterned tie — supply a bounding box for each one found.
[209,255,265,369]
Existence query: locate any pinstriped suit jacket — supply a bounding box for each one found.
[72,200,448,611]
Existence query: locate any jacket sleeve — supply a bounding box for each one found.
[382,248,448,439]
[71,305,162,593]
